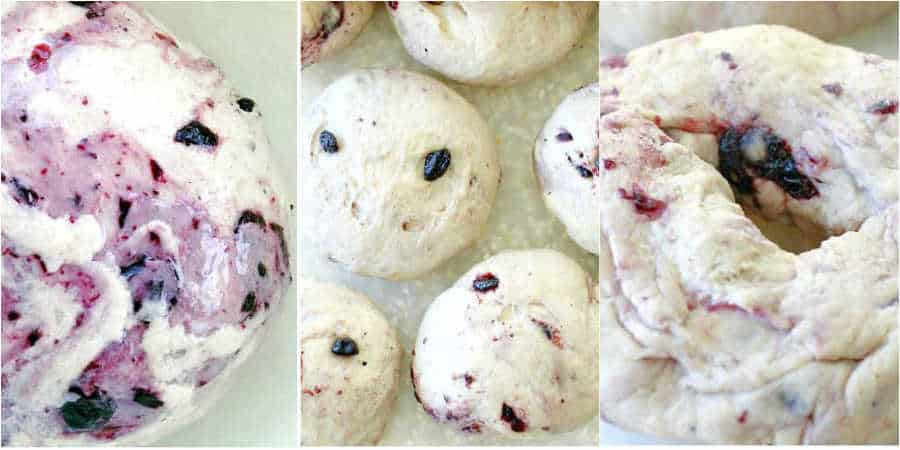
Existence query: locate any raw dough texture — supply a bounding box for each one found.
[301,69,500,280]
[300,279,402,446]
[412,249,598,436]
[2,2,291,445]
[600,1,895,52]
[388,1,595,86]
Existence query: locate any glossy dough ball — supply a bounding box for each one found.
[388,1,595,86]
[301,69,500,280]
[300,279,402,446]
[1,2,291,445]
[412,249,598,436]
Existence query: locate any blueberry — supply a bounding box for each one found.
[241,292,257,313]
[174,120,218,147]
[59,390,116,431]
[319,130,339,153]
[423,149,451,181]
[500,403,527,432]
[133,388,164,409]
[472,273,499,292]
[117,197,132,228]
[237,97,255,112]
[331,337,359,356]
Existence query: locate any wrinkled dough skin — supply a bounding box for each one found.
[1,2,291,445]
[388,1,595,86]
[301,69,500,280]
[300,280,402,446]
[596,26,897,443]
[301,1,373,66]
[534,83,599,254]
[600,2,895,52]
[413,249,598,436]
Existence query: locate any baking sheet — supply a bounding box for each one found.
[598,6,900,446]
[300,3,600,446]
[140,2,298,446]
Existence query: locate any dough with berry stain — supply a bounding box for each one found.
[534,83,599,254]
[302,1,373,66]
[301,69,500,280]
[300,279,402,446]
[412,249,598,436]
[387,1,595,86]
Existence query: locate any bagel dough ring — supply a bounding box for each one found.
[300,69,500,280]
[300,279,402,446]
[534,83,599,254]
[600,2,895,52]
[387,1,596,86]
[302,1,374,66]
[412,249,599,436]
[2,2,291,445]
[597,26,897,444]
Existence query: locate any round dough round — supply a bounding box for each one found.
[412,249,598,436]
[597,26,897,444]
[301,69,500,280]
[534,83,599,254]
[600,1,895,52]
[387,1,595,86]
[300,279,402,446]
[302,1,373,66]
[2,2,291,445]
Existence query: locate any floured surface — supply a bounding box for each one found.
[598,9,899,446]
[301,5,599,446]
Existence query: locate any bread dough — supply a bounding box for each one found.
[302,1,373,66]
[534,83,599,254]
[412,249,598,436]
[597,27,897,443]
[600,2,895,52]
[300,69,500,280]
[300,279,402,446]
[2,2,291,445]
[387,1,595,86]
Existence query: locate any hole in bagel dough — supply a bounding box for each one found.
[740,203,828,254]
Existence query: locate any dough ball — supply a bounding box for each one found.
[388,1,595,86]
[412,249,598,436]
[300,279,402,446]
[301,69,500,280]
[302,1,374,65]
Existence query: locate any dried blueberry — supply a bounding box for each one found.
[26,329,41,346]
[473,273,499,292]
[59,390,116,431]
[174,120,218,147]
[575,165,593,178]
[319,130,339,153]
[331,337,359,356]
[423,149,451,181]
[500,403,527,432]
[133,388,164,409]
[718,127,818,199]
[120,256,146,279]
[10,177,40,206]
[237,97,255,112]
[556,130,573,142]
[7,311,20,321]
[241,292,257,313]
[257,262,267,277]
[118,197,132,228]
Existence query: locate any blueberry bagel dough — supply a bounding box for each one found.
[1,2,291,445]
[301,69,500,280]
[534,83,599,254]
[300,279,402,446]
[387,1,595,86]
[597,27,897,443]
[302,1,374,66]
[600,2,895,52]
[412,249,598,436]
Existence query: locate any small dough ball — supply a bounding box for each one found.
[412,249,598,436]
[302,1,374,65]
[387,1,595,86]
[300,279,402,446]
[534,83,599,254]
[301,69,500,280]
